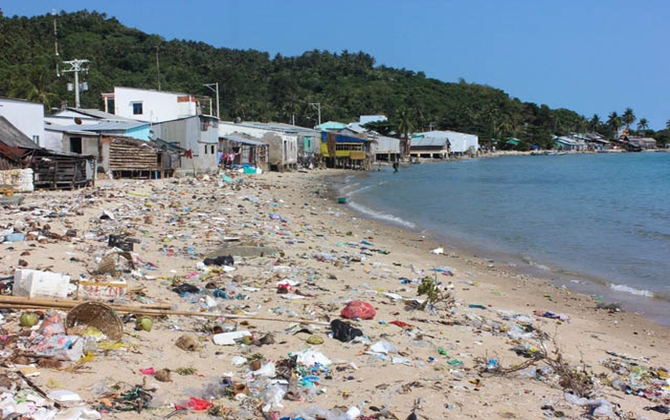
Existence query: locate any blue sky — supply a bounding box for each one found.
[4,0,669,130]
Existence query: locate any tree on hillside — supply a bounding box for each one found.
[666,119,670,131]
[362,120,393,136]
[622,107,636,130]
[636,118,649,133]
[607,112,622,139]
[396,107,414,159]
[589,114,601,132]
[4,11,656,147]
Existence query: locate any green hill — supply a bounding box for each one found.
[2,10,661,149]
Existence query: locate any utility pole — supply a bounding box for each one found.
[155,47,161,91]
[203,82,219,119]
[309,102,321,126]
[52,9,60,77]
[62,59,89,108]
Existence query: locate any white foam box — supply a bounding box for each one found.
[13,269,71,299]
[77,279,127,300]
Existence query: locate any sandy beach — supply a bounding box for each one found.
[0,168,669,419]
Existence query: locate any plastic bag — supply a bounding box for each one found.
[38,310,65,336]
[330,319,363,342]
[341,300,376,320]
[261,384,287,412]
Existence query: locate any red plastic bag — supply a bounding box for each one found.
[175,397,213,411]
[390,320,413,329]
[341,300,376,320]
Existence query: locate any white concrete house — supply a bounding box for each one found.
[0,97,45,147]
[104,87,200,123]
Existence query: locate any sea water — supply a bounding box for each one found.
[339,152,670,325]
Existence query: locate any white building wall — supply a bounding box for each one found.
[0,98,45,147]
[416,130,479,154]
[114,87,198,123]
[373,136,400,154]
[43,130,66,152]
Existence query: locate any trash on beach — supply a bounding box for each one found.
[430,247,445,254]
[13,269,71,299]
[99,210,115,220]
[367,340,399,355]
[292,349,332,366]
[66,302,124,341]
[330,319,363,342]
[341,300,376,320]
[4,232,26,242]
[107,233,139,252]
[34,335,84,361]
[212,330,252,345]
[175,335,200,352]
[203,255,234,266]
[533,310,571,322]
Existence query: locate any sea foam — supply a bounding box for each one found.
[346,200,415,229]
[609,283,654,298]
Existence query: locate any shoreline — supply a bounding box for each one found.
[329,158,670,328]
[0,170,668,418]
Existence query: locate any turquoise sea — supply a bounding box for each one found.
[337,152,670,326]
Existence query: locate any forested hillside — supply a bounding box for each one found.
[1,10,666,148]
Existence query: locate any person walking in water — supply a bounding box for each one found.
[392,161,399,173]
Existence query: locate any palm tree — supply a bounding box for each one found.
[622,107,636,130]
[636,118,649,133]
[589,114,601,132]
[396,108,414,159]
[607,112,622,139]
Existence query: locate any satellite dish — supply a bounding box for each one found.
[74,117,82,125]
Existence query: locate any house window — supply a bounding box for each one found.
[211,145,215,154]
[70,137,82,154]
[106,98,115,114]
[32,135,40,146]
[132,102,143,115]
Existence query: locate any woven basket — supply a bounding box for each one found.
[66,302,124,341]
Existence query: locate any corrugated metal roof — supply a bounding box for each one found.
[410,137,447,147]
[555,136,582,145]
[230,121,320,136]
[222,135,267,146]
[66,108,138,122]
[58,121,148,132]
[0,116,38,149]
[45,125,98,136]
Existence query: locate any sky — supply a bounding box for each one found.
[4,0,670,130]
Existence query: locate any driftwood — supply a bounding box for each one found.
[0,295,170,311]
[0,296,329,326]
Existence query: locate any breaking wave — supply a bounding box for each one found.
[609,283,654,298]
[346,200,416,229]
